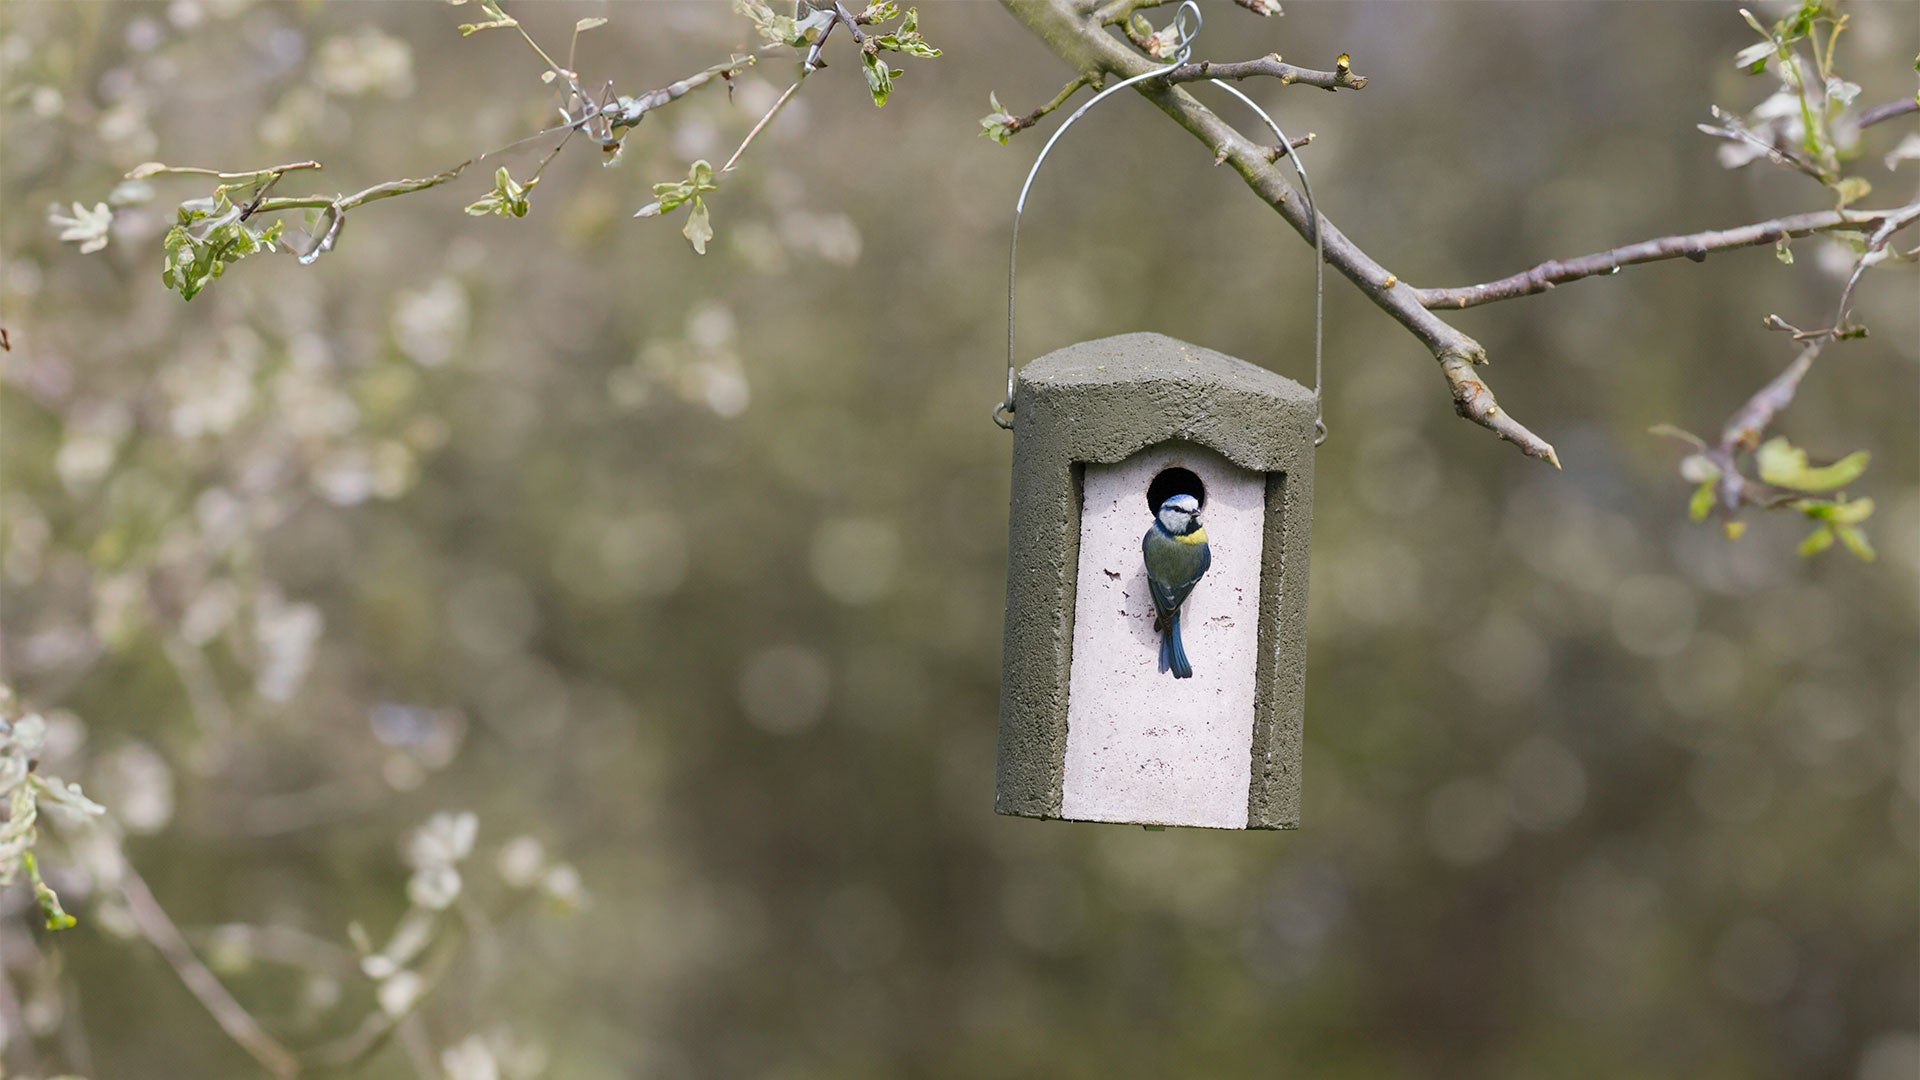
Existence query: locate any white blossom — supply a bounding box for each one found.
[377,970,424,1017]
[442,1037,501,1080]
[495,835,546,889]
[49,202,112,253]
[406,811,478,870]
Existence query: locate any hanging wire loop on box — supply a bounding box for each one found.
[994,0,1327,447]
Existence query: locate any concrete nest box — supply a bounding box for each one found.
[997,333,1315,830]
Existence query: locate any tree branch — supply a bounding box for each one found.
[1092,0,1171,27]
[1412,203,1916,310]
[1721,341,1819,452]
[1858,95,1919,130]
[121,864,300,1079]
[1002,0,1560,464]
[1003,73,1095,138]
[1165,54,1366,91]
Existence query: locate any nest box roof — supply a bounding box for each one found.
[1016,333,1315,472]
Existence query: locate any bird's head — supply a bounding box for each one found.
[1157,493,1202,535]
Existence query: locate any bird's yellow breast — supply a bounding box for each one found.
[1175,526,1208,545]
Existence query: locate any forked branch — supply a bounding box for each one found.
[1000,0,1917,467]
[1413,203,1918,310]
[1003,0,1559,463]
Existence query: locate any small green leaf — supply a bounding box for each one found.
[464,166,533,217]
[1755,437,1868,491]
[23,853,77,932]
[980,92,1018,144]
[459,16,518,35]
[875,7,940,58]
[1679,454,1720,484]
[1649,423,1708,450]
[1798,525,1835,556]
[862,51,895,107]
[1828,496,1874,525]
[635,161,718,237]
[683,197,713,255]
[1774,237,1793,264]
[160,193,287,300]
[1689,480,1717,522]
[1780,1,1823,43]
[733,0,825,47]
[1735,39,1776,72]
[460,0,517,33]
[1835,524,1875,561]
[1793,496,1872,526]
[1833,175,1871,207]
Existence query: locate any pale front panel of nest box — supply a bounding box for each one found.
[1062,444,1264,829]
[995,333,1314,830]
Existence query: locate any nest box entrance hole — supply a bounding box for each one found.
[1146,466,1206,515]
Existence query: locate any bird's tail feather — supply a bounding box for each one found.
[1164,610,1193,679]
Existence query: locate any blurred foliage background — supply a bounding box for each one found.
[1,1,1917,1078]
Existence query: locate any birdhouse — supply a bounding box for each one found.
[996,332,1315,830]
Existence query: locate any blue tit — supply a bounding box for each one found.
[1142,492,1211,679]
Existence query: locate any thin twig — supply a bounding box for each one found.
[57,962,94,1080]
[1697,105,1828,182]
[1858,96,1919,129]
[511,17,589,114]
[1001,73,1094,139]
[238,169,290,220]
[129,161,322,182]
[724,79,804,172]
[805,10,840,70]
[300,912,467,1071]
[147,42,754,266]
[831,1,868,44]
[1413,201,1919,310]
[0,961,44,1079]
[158,633,235,748]
[252,163,474,217]
[1164,54,1366,91]
[1259,133,1315,158]
[121,865,301,1079]
[1721,341,1821,451]
[1823,201,1920,335]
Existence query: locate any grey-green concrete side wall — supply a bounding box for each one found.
[995,333,1315,829]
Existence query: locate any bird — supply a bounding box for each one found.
[1142,492,1211,679]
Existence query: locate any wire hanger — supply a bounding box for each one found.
[994,0,1326,447]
